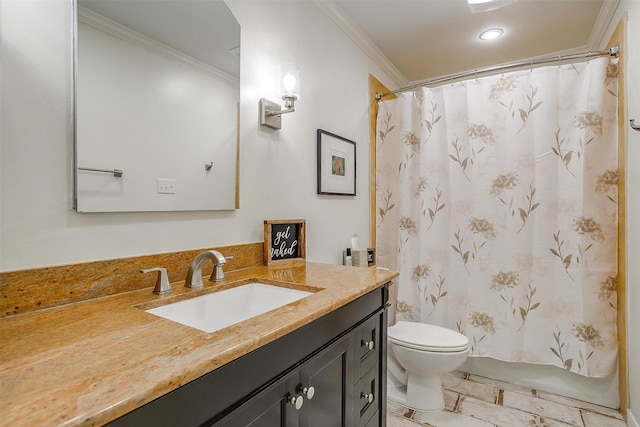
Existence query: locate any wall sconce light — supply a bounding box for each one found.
[259,63,300,130]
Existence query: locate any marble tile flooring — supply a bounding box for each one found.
[387,371,627,427]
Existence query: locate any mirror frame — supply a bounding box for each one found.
[71,0,240,212]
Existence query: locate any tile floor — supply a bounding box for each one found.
[387,371,627,427]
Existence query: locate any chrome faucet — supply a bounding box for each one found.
[184,250,231,288]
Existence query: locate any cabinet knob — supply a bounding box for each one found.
[301,385,315,400]
[361,340,375,350]
[288,394,304,410]
[361,392,374,403]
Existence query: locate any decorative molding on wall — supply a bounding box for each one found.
[368,74,395,251]
[0,242,264,317]
[314,1,409,88]
[589,0,621,49]
[78,5,239,87]
[607,14,629,420]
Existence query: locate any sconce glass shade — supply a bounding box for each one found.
[259,63,300,130]
[278,63,300,107]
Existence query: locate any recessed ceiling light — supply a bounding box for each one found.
[468,0,497,4]
[479,28,504,41]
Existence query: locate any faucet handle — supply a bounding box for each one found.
[211,256,233,282]
[212,264,226,282]
[141,267,172,295]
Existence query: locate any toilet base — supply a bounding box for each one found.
[387,375,445,412]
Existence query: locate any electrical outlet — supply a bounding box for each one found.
[157,178,176,194]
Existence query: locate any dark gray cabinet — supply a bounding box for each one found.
[108,285,389,427]
[216,335,351,426]
[302,336,351,426]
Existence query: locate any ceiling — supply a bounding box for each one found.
[78,0,618,87]
[326,0,617,84]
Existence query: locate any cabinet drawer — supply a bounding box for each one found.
[356,314,380,377]
[354,363,379,427]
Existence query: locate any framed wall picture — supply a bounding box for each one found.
[263,219,306,266]
[317,129,356,196]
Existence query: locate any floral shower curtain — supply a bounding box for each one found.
[376,57,619,377]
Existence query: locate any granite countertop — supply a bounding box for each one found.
[0,262,397,426]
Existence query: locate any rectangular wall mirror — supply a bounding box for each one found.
[74,0,240,212]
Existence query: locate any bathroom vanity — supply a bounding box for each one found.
[0,261,397,426]
[109,284,388,426]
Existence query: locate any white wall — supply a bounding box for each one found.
[0,0,399,271]
[603,2,640,424]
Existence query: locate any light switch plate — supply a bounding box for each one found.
[157,178,176,194]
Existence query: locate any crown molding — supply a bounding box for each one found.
[77,6,239,87]
[588,0,621,49]
[314,1,409,88]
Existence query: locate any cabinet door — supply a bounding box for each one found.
[215,337,353,427]
[299,335,353,427]
[214,372,300,427]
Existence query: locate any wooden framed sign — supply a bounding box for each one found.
[264,219,306,266]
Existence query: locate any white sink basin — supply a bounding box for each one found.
[145,282,313,333]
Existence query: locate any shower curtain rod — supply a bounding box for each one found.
[375,44,619,100]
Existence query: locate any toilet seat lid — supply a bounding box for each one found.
[388,321,469,352]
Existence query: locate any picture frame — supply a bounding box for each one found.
[317,129,356,196]
[263,219,306,266]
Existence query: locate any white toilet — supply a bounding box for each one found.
[387,321,470,412]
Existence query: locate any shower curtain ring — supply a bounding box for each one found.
[588,51,591,63]
[530,58,533,73]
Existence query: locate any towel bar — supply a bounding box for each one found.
[78,167,123,177]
